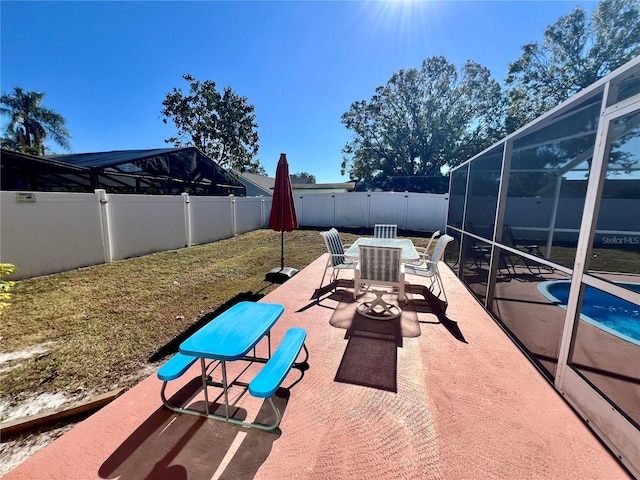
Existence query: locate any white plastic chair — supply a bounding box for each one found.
[408,230,441,266]
[404,234,453,306]
[353,245,405,319]
[319,228,356,289]
[373,224,397,238]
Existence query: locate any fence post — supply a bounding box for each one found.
[95,189,113,263]
[331,194,336,227]
[442,194,449,231]
[182,193,191,247]
[403,192,409,230]
[229,194,237,235]
[259,195,264,227]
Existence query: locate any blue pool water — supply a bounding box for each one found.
[537,280,640,345]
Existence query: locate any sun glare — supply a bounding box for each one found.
[364,0,439,44]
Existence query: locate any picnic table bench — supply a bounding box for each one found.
[157,302,308,431]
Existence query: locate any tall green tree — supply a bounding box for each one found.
[505,0,640,133]
[161,74,262,172]
[341,56,504,190]
[290,172,316,184]
[0,87,71,155]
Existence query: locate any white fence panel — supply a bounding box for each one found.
[189,196,234,245]
[405,193,448,231]
[295,195,334,227]
[369,192,408,227]
[107,194,187,261]
[294,192,447,232]
[334,193,370,227]
[235,197,263,234]
[0,191,104,279]
[598,199,640,232]
[504,198,554,233]
[503,197,639,243]
[263,197,273,228]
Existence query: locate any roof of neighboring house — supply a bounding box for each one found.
[292,182,356,190]
[233,170,275,196]
[235,171,355,192]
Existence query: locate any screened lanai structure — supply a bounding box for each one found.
[446,56,640,476]
[0,147,246,196]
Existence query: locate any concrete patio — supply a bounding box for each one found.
[3,253,631,479]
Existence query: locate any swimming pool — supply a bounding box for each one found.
[537,280,640,345]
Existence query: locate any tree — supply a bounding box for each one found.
[0,87,71,155]
[341,56,504,190]
[290,172,316,184]
[505,0,640,133]
[161,74,262,172]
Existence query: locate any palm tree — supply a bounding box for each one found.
[0,87,71,155]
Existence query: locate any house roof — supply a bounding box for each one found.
[292,182,355,190]
[234,170,355,194]
[235,171,275,194]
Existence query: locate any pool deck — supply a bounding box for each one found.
[3,254,633,479]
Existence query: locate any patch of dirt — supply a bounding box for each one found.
[0,387,89,477]
[0,421,80,477]
[0,342,55,365]
[0,356,159,477]
[0,392,72,423]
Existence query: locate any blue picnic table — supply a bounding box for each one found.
[157,301,308,431]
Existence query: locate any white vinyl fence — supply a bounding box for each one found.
[1,190,447,280]
[293,191,448,231]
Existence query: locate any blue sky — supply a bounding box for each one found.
[1,1,597,183]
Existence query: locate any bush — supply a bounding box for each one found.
[0,263,16,315]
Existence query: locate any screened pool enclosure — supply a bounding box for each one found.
[446,56,640,475]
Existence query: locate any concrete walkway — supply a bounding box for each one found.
[3,254,631,479]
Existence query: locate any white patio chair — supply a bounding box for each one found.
[353,245,405,320]
[404,234,453,306]
[319,228,356,289]
[373,224,397,238]
[408,230,441,266]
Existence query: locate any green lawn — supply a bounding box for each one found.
[0,230,310,404]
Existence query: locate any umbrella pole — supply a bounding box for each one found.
[280,230,285,269]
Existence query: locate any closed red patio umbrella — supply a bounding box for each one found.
[265,153,299,283]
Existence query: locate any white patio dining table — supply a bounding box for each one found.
[344,237,420,263]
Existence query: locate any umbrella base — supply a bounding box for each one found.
[265,267,299,284]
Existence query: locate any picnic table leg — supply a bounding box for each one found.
[267,331,271,358]
[201,358,210,416]
[221,361,230,420]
